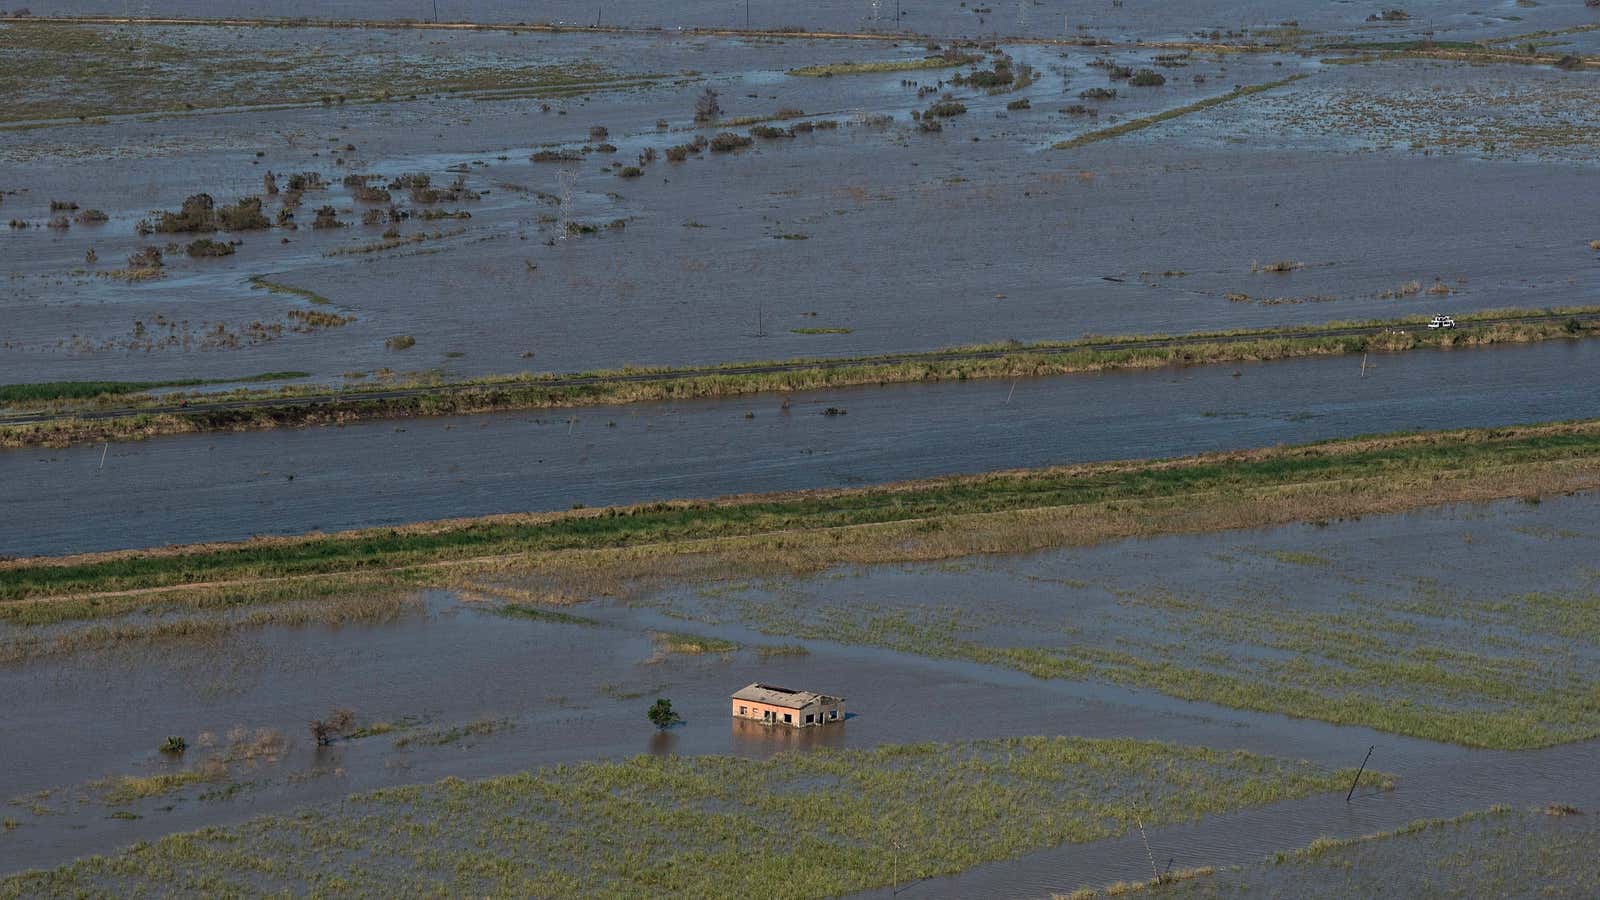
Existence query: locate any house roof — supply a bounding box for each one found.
[730,682,843,709]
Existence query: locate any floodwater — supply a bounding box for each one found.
[5,337,1598,556]
[4,494,1600,883]
[4,27,1599,388]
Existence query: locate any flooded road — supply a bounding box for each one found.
[5,338,1597,556]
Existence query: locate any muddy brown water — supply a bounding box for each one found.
[4,337,1598,557]
[3,494,1600,885]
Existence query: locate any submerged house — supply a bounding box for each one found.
[730,683,845,727]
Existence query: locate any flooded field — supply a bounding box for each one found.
[5,22,1599,391]
[3,496,1599,888]
[4,5,1598,895]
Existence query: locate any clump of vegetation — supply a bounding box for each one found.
[1006,97,1030,110]
[709,132,754,152]
[694,87,721,123]
[185,238,235,257]
[532,149,583,163]
[309,709,357,746]
[646,698,682,728]
[588,125,609,141]
[750,124,793,139]
[49,199,78,211]
[148,193,217,234]
[159,736,187,755]
[926,100,968,117]
[385,334,416,351]
[74,208,108,225]
[1079,87,1117,100]
[1370,8,1411,21]
[652,631,739,655]
[311,206,344,229]
[126,246,164,270]
[46,215,69,230]
[1379,280,1423,299]
[1252,259,1303,273]
[665,145,691,162]
[1129,69,1166,86]
[1060,103,1097,116]
[217,197,270,230]
[1427,278,1453,295]
[955,62,1015,88]
[288,309,355,329]
[616,166,643,178]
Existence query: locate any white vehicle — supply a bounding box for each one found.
[1427,315,1456,329]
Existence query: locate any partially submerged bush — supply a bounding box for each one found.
[1079,87,1117,100]
[750,124,793,139]
[532,149,583,163]
[351,184,391,203]
[1060,103,1098,116]
[186,238,235,257]
[127,246,164,269]
[926,100,967,117]
[1130,69,1166,86]
[309,709,356,746]
[1252,259,1302,273]
[151,193,217,233]
[617,166,643,178]
[217,196,270,230]
[665,145,691,162]
[1006,97,1031,110]
[74,208,108,224]
[49,199,78,211]
[709,132,754,152]
[159,736,187,755]
[311,206,344,229]
[694,87,722,123]
[385,334,416,350]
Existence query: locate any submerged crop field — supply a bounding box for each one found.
[0,737,1383,898]
[4,2,1597,891]
[1104,806,1600,898]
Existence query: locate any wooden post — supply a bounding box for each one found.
[1346,745,1375,802]
[1137,817,1159,883]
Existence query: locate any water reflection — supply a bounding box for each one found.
[646,729,680,756]
[730,716,847,755]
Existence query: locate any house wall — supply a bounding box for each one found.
[730,698,846,727]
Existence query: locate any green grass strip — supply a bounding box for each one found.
[1053,73,1310,149]
[0,373,309,404]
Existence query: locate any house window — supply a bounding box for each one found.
[738,706,746,715]
[783,713,792,723]
[829,710,838,720]
[804,714,814,724]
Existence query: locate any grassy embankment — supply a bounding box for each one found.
[4,307,1595,447]
[0,373,308,405]
[787,53,983,76]
[1053,74,1310,149]
[5,418,1600,617]
[0,737,1389,898]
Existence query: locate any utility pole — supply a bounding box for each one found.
[431,0,439,23]
[746,0,751,31]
